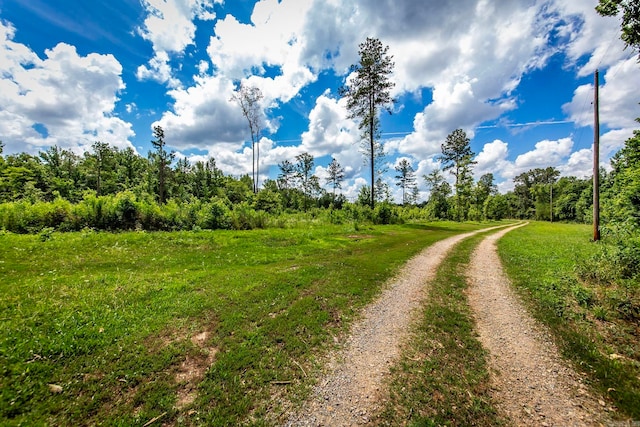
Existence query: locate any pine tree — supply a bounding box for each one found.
[342,37,395,208]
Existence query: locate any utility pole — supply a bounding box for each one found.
[593,69,601,241]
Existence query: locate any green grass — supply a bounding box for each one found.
[498,222,640,419]
[378,228,508,426]
[0,221,492,426]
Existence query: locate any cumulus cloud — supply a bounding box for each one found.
[153,74,247,151]
[207,0,318,104]
[0,20,134,154]
[475,140,512,179]
[563,57,640,130]
[137,0,220,85]
[378,1,557,159]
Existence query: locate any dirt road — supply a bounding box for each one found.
[283,223,606,426]
[467,224,606,426]
[283,225,504,426]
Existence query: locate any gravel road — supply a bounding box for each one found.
[282,223,607,426]
[283,225,506,426]
[467,223,607,426]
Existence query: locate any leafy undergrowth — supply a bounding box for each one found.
[0,221,493,426]
[378,230,507,426]
[498,222,640,420]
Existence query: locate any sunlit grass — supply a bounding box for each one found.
[498,222,640,419]
[1,222,490,426]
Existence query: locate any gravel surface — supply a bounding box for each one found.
[283,226,507,426]
[467,224,608,426]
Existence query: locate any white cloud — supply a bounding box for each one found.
[153,74,247,151]
[0,20,134,154]
[300,92,358,155]
[377,0,557,160]
[563,57,640,130]
[475,139,512,180]
[207,0,317,103]
[514,137,574,171]
[137,0,220,85]
[555,0,628,77]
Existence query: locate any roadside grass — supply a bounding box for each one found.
[378,228,508,426]
[498,222,640,420]
[0,221,492,426]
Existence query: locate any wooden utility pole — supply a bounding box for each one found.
[593,70,601,241]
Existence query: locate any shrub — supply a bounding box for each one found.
[200,198,232,230]
[253,190,282,214]
[373,203,399,225]
[112,191,139,230]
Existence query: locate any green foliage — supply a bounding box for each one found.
[253,189,282,214]
[373,202,400,225]
[439,129,476,221]
[201,197,232,230]
[603,130,640,227]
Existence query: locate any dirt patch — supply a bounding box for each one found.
[175,330,218,410]
[346,234,374,240]
[467,224,609,426]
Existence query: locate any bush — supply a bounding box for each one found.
[343,203,372,223]
[230,202,266,230]
[253,190,282,214]
[373,203,399,225]
[200,198,232,230]
[112,191,139,230]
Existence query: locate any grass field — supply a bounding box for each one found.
[1,222,491,426]
[498,222,640,419]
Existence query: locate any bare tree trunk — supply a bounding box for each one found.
[252,141,256,193]
[369,92,375,209]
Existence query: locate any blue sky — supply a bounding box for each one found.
[1,0,638,200]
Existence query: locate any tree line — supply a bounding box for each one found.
[2,122,637,233]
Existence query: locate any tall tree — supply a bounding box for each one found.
[232,84,264,193]
[85,141,115,196]
[115,147,147,192]
[513,167,560,220]
[341,37,395,208]
[173,157,192,201]
[424,169,452,219]
[192,157,222,199]
[149,125,175,204]
[325,157,345,199]
[394,158,417,205]
[439,129,476,221]
[472,173,497,219]
[294,152,318,210]
[277,160,296,190]
[596,0,640,59]
[40,146,81,200]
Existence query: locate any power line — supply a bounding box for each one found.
[477,120,573,129]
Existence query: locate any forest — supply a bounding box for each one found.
[0,125,636,234]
